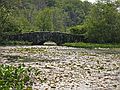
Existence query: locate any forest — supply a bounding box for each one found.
[0,0,120,44]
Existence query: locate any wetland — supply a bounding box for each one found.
[0,46,120,90]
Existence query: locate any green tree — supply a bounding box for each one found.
[0,0,21,42]
[85,0,120,43]
[56,0,92,26]
[35,7,66,32]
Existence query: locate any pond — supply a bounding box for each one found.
[0,46,120,90]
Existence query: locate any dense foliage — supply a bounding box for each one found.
[85,0,120,43]
[68,25,87,34]
[0,64,31,90]
[0,0,91,33]
[0,0,120,44]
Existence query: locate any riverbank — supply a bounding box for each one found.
[64,42,120,48]
[0,46,120,90]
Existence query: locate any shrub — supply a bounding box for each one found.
[0,64,32,90]
[69,25,87,34]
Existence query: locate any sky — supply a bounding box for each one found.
[88,0,96,3]
[82,0,96,3]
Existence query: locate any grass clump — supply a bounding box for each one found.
[0,64,32,90]
[64,42,120,48]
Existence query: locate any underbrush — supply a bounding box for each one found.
[0,64,32,90]
[64,42,120,48]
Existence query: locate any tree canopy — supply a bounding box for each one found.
[0,0,120,44]
[85,0,120,43]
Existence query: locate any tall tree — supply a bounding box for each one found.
[0,0,21,42]
[56,0,92,26]
[85,0,120,43]
[35,7,66,32]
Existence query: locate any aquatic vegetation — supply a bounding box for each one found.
[16,48,47,54]
[0,64,32,90]
[0,46,120,90]
[64,42,120,48]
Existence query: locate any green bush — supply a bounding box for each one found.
[69,25,87,34]
[0,64,32,90]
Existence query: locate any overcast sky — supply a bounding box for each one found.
[82,0,96,3]
[88,0,96,3]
